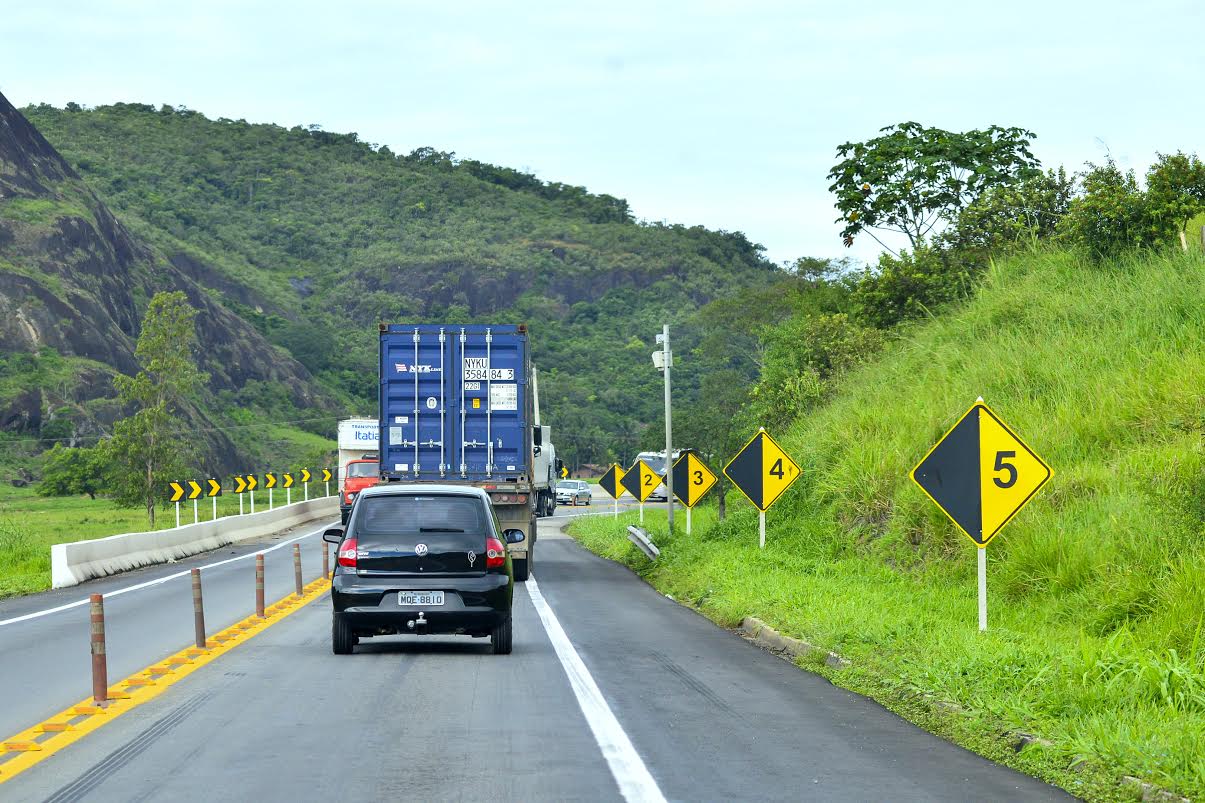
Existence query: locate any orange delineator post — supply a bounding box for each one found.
[90,594,108,704]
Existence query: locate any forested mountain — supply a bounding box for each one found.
[3,99,784,470]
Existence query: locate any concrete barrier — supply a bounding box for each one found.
[51,497,339,588]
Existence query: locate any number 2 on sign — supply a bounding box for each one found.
[769,459,785,479]
[993,451,1017,488]
[644,474,653,486]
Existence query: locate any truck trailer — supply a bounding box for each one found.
[377,323,540,580]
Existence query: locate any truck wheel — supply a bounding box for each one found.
[332,612,356,655]
[491,616,513,654]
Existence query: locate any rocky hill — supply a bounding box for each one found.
[0,92,334,471]
[9,100,783,467]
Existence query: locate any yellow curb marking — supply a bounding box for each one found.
[0,577,330,784]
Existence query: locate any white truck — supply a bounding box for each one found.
[530,369,560,517]
[337,418,379,491]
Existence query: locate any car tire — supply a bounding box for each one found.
[491,616,513,655]
[332,612,355,655]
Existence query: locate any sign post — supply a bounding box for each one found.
[265,473,277,510]
[598,464,626,520]
[246,474,257,514]
[911,398,1052,632]
[187,480,202,524]
[654,325,674,531]
[322,468,332,498]
[621,459,663,525]
[671,451,717,536]
[723,428,801,548]
[301,468,312,501]
[234,475,247,514]
[169,481,185,528]
[283,472,294,506]
[207,478,221,520]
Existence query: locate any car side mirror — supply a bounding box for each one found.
[503,529,525,544]
[322,526,345,544]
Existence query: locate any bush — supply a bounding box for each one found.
[852,245,975,329]
[945,168,1073,255]
[1059,160,1151,258]
[749,313,883,426]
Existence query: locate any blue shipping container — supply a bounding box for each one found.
[379,324,532,483]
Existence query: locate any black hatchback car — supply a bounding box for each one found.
[322,484,522,655]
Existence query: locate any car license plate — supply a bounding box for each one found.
[398,591,444,606]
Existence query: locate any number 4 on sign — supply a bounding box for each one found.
[911,398,1052,632]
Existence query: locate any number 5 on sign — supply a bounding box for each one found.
[911,399,1052,631]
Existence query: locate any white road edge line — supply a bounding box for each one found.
[525,575,667,803]
[0,521,338,628]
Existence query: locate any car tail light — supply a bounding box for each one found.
[337,537,358,569]
[486,536,506,569]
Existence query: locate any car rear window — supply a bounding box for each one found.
[353,495,487,539]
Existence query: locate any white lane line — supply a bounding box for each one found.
[0,521,337,628]
[525,575,667,803]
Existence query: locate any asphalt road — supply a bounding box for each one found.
[0,518,336,738]
[1,495,1072,802]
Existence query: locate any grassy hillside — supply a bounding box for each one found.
[570,247,1205,799]
[21,102,782,466]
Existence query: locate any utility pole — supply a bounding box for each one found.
[655,325,674,530]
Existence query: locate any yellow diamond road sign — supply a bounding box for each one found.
[168,481,185,503]
[598,464,625,500]
[671,452,717,508]
[911,401,1052,547]
[723,429,800,512]
[621,459,663,503]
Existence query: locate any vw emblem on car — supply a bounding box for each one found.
[415,543,429,556]
[467,550,476,567]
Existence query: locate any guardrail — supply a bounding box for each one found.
[51,496,338,588]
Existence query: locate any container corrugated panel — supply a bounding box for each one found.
[379,324,531,483]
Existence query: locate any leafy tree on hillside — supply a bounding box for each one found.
[38,443,109,499]
[1144,151,1205,241]
[104,292,208,525]
[828,122,1041,251]
[944,168,1074,255]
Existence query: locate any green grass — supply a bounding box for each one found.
[569,247,1205,801]
[0,476,335,599]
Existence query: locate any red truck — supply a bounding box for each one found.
[340,458,380,524]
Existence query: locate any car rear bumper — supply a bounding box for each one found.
[332,572,511,635]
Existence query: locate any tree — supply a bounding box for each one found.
[1144,152,1205,242]
[104,292,208,526]
[38,444,108,499]
[677,370,752,521]
[828,122,1041,251]
[1058,160,1150,259]
[944,168,1074,254]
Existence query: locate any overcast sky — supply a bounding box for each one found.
[2,1,1202,265]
